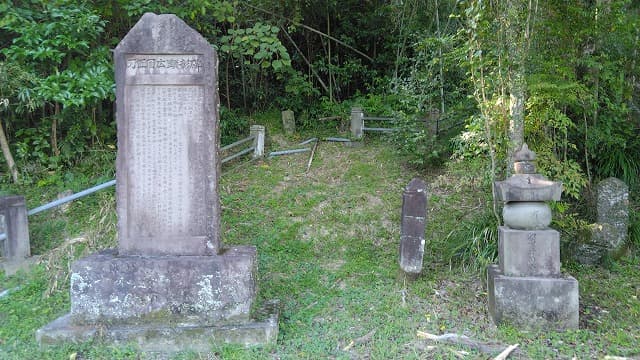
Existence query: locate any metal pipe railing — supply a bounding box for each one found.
[362,127,399,132]
[27,179,117,216]
[269,148,310,157]
[221,146,254,164]
[362,116,396,121]
[220,135,255,152]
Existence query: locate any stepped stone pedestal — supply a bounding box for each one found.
[488,144,579,330]
[36,13,278,352]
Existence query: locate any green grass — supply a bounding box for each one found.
[1,134,639,359]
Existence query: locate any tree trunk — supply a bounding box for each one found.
[52,103,60,157]
[436,0,446,117]
[508,69,525,171]
[0,118,18,182]
[504,0,530,174]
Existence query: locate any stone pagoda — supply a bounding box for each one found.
[488,144,579,329]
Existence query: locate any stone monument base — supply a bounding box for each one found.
[1,256,39,276]
[36,246,279,352]
[487,265,579,330]
[36,302,279,352]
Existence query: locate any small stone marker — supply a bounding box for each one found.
[489,144,578,330]
[575,177,629,264]
[250,125,266,158]
[399,178,427,275]
[0,195,30,261]
[282,110,295,135]
[350,107,364,139]
[37,13,278,352]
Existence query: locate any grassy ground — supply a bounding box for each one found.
[1,132,639,359]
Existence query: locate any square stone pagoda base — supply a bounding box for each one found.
[487,265,579,330]
[36,246,279,352]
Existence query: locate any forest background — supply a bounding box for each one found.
[0,0,639,260]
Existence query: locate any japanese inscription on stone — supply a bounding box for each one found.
[115,13,219,256]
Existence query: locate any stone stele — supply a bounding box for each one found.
[36,13,278,353]
[399,178,428,275]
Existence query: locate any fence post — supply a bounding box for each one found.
[0,196,30,260]
[250,125,265,158]
[350,107,364,139]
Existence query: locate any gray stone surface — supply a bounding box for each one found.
[494,174,562,202]
[281,110,295,135]
[498,227,560,277]
[250,125,265,158]
[574,177,629,264]
[502,202,552,230]
[575,223,627,264]
[487,265,579,330]
[399,178,427,274]
[70,247,256,325]
[37,301,279,352]
[0,195,30,260]
[597,177,629,226]
[115,13,220,256]
[350,107,364,139]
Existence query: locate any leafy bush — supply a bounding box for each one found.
[219,106,249,146]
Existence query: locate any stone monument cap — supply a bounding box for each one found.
[406,178,427,192]
[514,143,536,162]
[494,174,562,202]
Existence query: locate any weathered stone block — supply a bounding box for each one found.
[115,13,220,256]
[596,177,629,227]
[498,227,560,277]
[399,178,427,275]
[494,174,562,202]
[487,265,579,330]
[502,202,552,230]
[0,195,30,260]
[573,178,629,265]
[281,110,295,135]
[70,247,256,326]
[574,223,627,264]
[350,107,364,139]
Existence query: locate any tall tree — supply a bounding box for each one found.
[502,0,537,172]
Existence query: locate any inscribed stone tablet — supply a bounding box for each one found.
[115,13,219,256]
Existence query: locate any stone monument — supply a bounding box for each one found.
[488,144,579,330]
[399,178,427,275]
[281,110,295,135]
[574,177,629,264]
[350,107,364,139]
[0,195,30,262]
[37,13,278,352]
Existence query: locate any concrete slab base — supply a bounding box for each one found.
[36,300,279,352]
[487,265,579,330]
